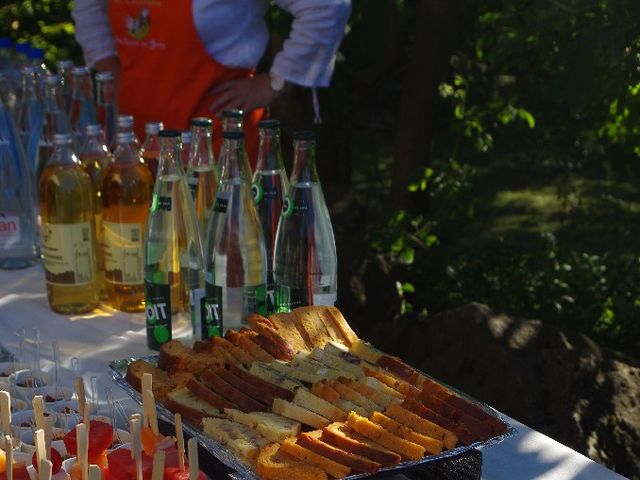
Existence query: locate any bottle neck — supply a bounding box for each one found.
[20,72,40,102]
[219,137,251,181]
[50,142,79,167]
[113,140,138,165]
[96,79,115,106]
[189,125,214,168]
[44,84,65,113]
[81,133,107,155]
[157,137,182,177]
[290,139,319,185]
[256,130,284,172]
[72,75,93,101]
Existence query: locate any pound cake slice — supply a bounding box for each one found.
[257,443,327,480]
[321,422,401,467]
[281,437,351,479]
[297,430,381,474]
[224,408,301,443]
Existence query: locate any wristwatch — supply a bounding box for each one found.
[269,73,289,94]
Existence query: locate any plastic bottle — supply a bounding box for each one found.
[39,133,99,314]
[101,131,154,312]
[273,131,337,311]
[203,131,267,336]
[140,121,162,180]
[144,129,204,349]
[252,119,289,313]
[186,117,218,242]
[0,87,38,269]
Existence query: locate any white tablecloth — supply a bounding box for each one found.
[0,265,628,480]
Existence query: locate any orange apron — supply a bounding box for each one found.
[108,0,263,165]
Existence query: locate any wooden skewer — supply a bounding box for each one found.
[143,389,159,436]
[0,391,11,437]
[38,459,52,480]
[152,450,165,480]
[44,415,53,460]
[129,415,143,480]
[188,437,198,480]
[5,435,13,480]
[33,395,45,430]
[83,401,91,434]
[34,428,46,470]
[141,373,152,429]
[88,465,102,480]
[175,413,185,471]
[76,422,88,480]
[75,377,86,418]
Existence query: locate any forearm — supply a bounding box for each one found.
[71,0,118,68]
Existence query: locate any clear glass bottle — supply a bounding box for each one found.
[102,131,154,312]
[16,66,44,178]
[180,130,191,171]
[144,129,204,349]
[221,109,243,133]
[95,72,117,148]
[273,131,337,311]
[186,117,218,241]
[69,66,96,147]
[39,133,99,314]
[204,131,266,336]
[40,73,71,181]
[27,47,49,91]
[141,121,162,180]
[79,123,112,300]
[0,90,38,269]
[113,114,140,150]
[55,59,74,112]
[252,119,288,314]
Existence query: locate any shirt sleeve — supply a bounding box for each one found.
[71,0,118,67]
[271,0,351,88]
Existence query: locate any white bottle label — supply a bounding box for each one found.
[42,222,94,285]
[103,221,144,285]
[0,214,20,247]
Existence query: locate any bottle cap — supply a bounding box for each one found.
[222,109,243,118]
[159,129,180,138]
[117,115,134,128]
[293,131,315,141]
[84,124,102,136]
[222,131,244,140]
[259,119,280,129]
[44,74,60,85]
[14,41,30,54]
[190,117,212,127]
[117,132,135,143]
[0,38,12,49]
[95,71,114,82]
[145,122,163,135]
[53,133,73,145]
[56,59,74,71]
[181,131,192,143]
[27,47,45,59]
[72,66,91,76]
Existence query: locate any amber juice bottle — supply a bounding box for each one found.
[39,133,99,314]
[101,131,154,311]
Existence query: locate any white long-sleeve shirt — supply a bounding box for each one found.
[72,0,351,88]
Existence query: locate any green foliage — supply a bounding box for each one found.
[1,1,82,67]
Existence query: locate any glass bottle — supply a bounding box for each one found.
[39,133,99,314]
[79,123,112,300]
[144,130,204,350]
[186,117,218,240]
[55,59,74,112]
[204,131,266,336]
[273,131,337,311]
[16,66,44,178]
[221,109,243,133]
[0,90,38,269]
[101,131,153,312]
[40,73,71,181]
[69,66,96,146]
[180,130,191,171]
[113,114,140,150]
[95,72,117,147]
[140,121,162,180]
[27,47,49,85]
[252,120,288,313]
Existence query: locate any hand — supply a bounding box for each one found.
[208,73,282,115]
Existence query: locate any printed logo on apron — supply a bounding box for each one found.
[125,8,151,40]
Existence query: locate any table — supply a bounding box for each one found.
[0,265,628,480]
